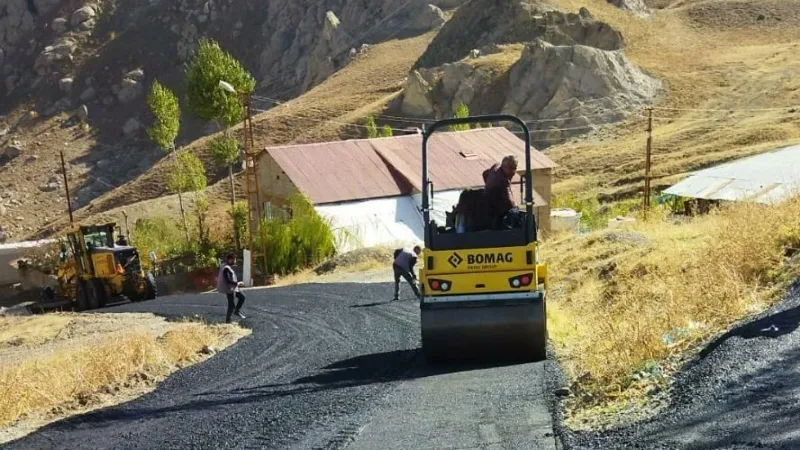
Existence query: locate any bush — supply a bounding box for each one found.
[229,200,249,251]
[552,193,642,231]
[254,194,336,275]
[130,216,186,268]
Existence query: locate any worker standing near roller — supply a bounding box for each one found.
[217,253,246,323]
[392,245,422,301]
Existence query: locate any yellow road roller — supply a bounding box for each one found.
[418,114,548,364]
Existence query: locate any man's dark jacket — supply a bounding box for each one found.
[483,163,516,220]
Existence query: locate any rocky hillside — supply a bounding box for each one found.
[399,0,660,147]
[0,0,459,242]
[3,0,800,243]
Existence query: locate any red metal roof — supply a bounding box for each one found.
[372,127,556,193]
[264,128,557,205]
[266,140,413,204]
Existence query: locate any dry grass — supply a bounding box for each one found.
[540,0,800,200]
[545,197,800,428]
[0,315,73,349]
[275,246,394,286]
[0,313,250,434]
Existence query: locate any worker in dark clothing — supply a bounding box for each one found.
[216,253,246,323]
[483,155,518,228]
[393,246,422,301]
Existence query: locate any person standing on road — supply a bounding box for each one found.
[217,253,246,323]
[393,245,422,301]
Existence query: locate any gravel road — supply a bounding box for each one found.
[2,282,560,450]
[562,281,800,450]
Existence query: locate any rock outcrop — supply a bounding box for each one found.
[607,0,651,18]
[414,0,624,69]
[502,39,660,143]
[0,0,62,59]
[401,62,504,118]
[164,0,452,97]
[33,37,77,75]
[401,16,660,148]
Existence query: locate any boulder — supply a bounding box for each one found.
[59,77,74,93]
[33,38,77,75]
[71,5,96,27]
[77,18,96,31]
[117,79,143,104]
[123,118,141,136]
[54,98,72,112]
[52,17,69,33]
[401,70,436,116]
[125,68,145,82]
[77,104,89,121]
[40,182,59,192]
[301,11,353,91]
[79,87,96,101]
[606,0,651,17]
[406,4,446,32]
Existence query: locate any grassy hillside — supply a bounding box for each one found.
[19,0,800,241]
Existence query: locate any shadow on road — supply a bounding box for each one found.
[698,293,800,359]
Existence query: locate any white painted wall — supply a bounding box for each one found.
[411,188,465,228]
[0,239,57,286]
[315,197,425,254]
[314,189,471,254]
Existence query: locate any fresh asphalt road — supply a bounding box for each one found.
[564,282,800,450]
[2,282,559,450]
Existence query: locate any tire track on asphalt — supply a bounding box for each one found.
[3,283,424,450]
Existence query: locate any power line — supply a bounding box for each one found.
[251,94,648,128]
[651,105,800,113]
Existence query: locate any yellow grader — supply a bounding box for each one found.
[43,223,157,311]
[417,114,548,364]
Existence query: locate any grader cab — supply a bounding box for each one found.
[49,223,157,311]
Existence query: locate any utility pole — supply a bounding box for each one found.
[643,108,653,217]
[60,149,74,226]
[122,210,130,239]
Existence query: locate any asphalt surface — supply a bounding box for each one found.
[2,282,560,450]
[562,280,800,450]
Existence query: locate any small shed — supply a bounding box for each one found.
[255,128,557,252]
[664,144,800,212]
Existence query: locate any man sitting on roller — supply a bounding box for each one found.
[483,155,518,229]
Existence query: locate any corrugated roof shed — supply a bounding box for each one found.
[263,128,557,204]
[373,127,557,193]
[265,139,413,205]
[664,144,800,204]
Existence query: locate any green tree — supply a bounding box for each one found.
[168,150,207,194]
[146,81,180,149]
[184,38,256,127]
[184,38,255,248]
[210,133,242,250]
[450,103,471,131]
[193,191,210,246]
[379,124,393,137]
[229,200,249,252]
[365,116,378,138]
[146,80,191,245]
